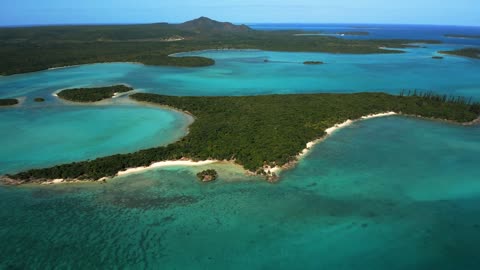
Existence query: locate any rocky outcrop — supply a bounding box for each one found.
[196,169,218,182]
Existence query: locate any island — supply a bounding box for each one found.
[2,91,478,184]
[439,48,480,59]
[197,169,218,182]
[34,97,45,102]
[304,61,324,65]
[432,56,444,59]
[0,17,441,76]
[0,98,19,106]
[57,85,134,102]
[444,34,480,39]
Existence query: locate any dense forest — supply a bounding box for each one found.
[4,92,479,184]
[0,99,19,106]
[0,17,440,75]
[439,48,480,59]
[57,85,133,102]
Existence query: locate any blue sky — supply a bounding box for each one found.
[1,0,479,26]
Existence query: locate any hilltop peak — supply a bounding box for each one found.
[196,16,214,21]
[177,17,251,33]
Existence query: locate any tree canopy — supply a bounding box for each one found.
[5,92,479,183]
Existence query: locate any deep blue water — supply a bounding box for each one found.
[249,23,480,46]
[0,24,479,269]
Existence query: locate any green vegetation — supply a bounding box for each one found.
[34,97,45,102]
[0,98,18,106]
[444,34,480,39]
[4,92,479,184]
[432,56,444,59]
[57,85,133,102]
[304,61,324,65]
[196,169,218,182]
[439,48,480,59]
[0,17,440,75]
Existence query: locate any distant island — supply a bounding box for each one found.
[57,85,134,102]
[444,34,480,39]
[0,17,440,76]
[304,61,324,65]
[34,97,45,102]
[432,56,444,59]
[439,48,480,59]
[0,98,19,106]
[3,91,478,184]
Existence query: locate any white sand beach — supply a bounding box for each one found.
[268,111,398,174]
[35,112,398,184]
[117,159,218,176]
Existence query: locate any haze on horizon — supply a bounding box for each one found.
[1,0,480,27]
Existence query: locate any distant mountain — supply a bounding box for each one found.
[176,17,251,33]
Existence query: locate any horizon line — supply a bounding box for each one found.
[1,21,480,28]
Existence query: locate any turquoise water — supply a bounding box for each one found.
[0,103,191,174]
[1,45,480,99]
[0,40,480,268]
[1,117,479,269]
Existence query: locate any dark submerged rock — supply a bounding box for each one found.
[196,169,218,182]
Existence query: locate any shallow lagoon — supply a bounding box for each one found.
[0,39,480,268]
[1,44,477,174]
[1,117,479,269]
[1,45,480,99]
[0,103,191,174]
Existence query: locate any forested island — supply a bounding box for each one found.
[0,98,19,106]
[439,48,480,59]
[3,91,479,184]
[57,85,134,102]
[304,61,324,65]
[444,34,480,39]
[0,17,440,75]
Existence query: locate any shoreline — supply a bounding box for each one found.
[29,160,220,185]
[117,159,218,177]
[48,64,82,71]
[47,62,144,72]
[265,112,397,178]
[52,83,136,104]
[169,48,260,57]
[308,111,397,155]
[3,111,479,186]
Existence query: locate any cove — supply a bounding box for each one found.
[0,103,192,175]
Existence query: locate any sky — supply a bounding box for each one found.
[1,0,479,26]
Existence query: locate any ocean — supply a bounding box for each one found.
[1,24,479,269]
